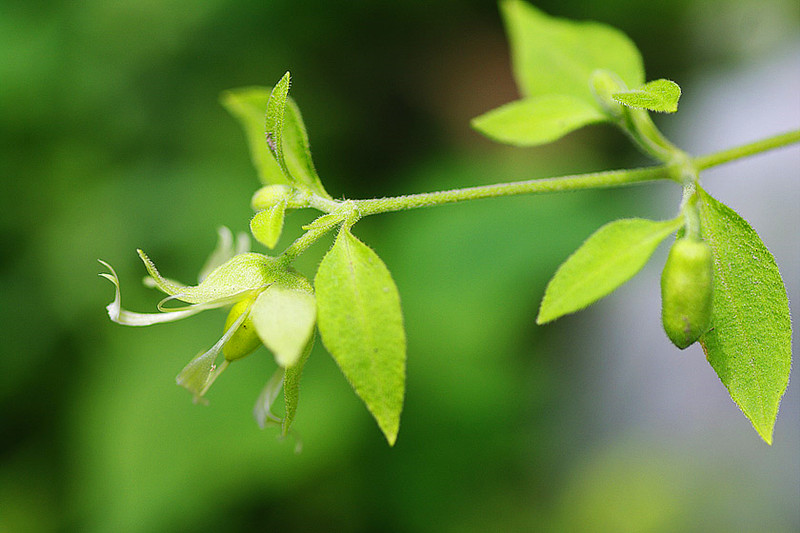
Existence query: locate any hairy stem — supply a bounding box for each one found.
[354,165,670,216]
[693,129,800,170]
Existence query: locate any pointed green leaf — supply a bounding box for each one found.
[501,0,644,110]
[250,281,316,369]
[537,217,683,324]
[315,228,406,445]
[471,95,608,146]
[220,87,289,187]
[697,188,791,445]
[282,98,329,197]
[264,72,291,173]
[283,335,313,436]
[613,79,681,113]
[222,80,329,197]
[250,203,286,249]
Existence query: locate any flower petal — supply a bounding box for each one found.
[99,260,205,326]
[253,367,285,429]
[175,305,250,400]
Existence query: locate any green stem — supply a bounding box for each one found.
[354,165,669,216]
[693,129,800,170]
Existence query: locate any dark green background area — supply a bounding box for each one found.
[2,1,798,531]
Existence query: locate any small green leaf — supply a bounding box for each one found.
[222,80,329,197]
[537,217,683,324]
[471,95,607,146]
[613,79,681,113]
[264,72,291,173]
[282,98,329,198]
[250,203,286,249]
[697,187,791,445]
[283,335,313,436]
[220,87,289,187]
[250,278,316,369]
[315,228,406,445]
[501,0,644,110]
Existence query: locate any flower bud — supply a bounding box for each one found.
[660,238,714,349]
[222,297,262,361]
[251,185,293,211]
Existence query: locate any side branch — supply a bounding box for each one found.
[355,165,670,216]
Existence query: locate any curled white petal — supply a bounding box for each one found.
[253,367,285,429]
[99,260,205,326]
[175,303,251,400]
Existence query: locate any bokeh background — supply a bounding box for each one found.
[2,0,799,531]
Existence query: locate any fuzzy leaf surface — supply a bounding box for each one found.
[471,95,607,146]
[283,336,313,436]
[315,228,406,445]
[222,81,328,196]
[698,187,791,444]
[501,0,644,110]
[537,217,682,324]
[220,87,288,187]
[613,79,681,113]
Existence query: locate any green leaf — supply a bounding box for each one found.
[220,87,289,187]
[613,79,681,113]
[283,335,313,437]
[250,203,286,249]
[537,217,683,324]
[221,81,329,197]
[697,188,791,445]
[250,281,317,369]
[471,95,608,146]
[501,0,644,110]
[315,228,406,445]
[264,72,291,173]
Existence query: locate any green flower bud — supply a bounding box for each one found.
[251,184,293,211]
[660,238,714,349]
[223,296,262,361]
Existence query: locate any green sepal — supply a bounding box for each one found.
[250,202,286,249]
[501,0,644,112]
[613,79,681,113]
[283,334,313,437]
[250,277,316,369]
[138,250,279,305]
[471,95,607,146]
[697,187,791,445]
[537,217,683,324]
[315,228,406,446]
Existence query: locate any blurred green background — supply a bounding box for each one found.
[2,0,798,531]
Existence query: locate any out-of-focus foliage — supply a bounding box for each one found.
[1,1,798,532]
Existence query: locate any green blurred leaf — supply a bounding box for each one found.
[315,228,406,445]
[697,188,791,445]
[501,0,644,110]
[537,217,683,324]
[283,335,313,437]
[250,203,286,249]
[220,87,290,187]
[251,282,317,369]
[471,95,607,146]
[613,79,681,113]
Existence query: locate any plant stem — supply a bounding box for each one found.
[693,129,800,170]
[354,165,670,216]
